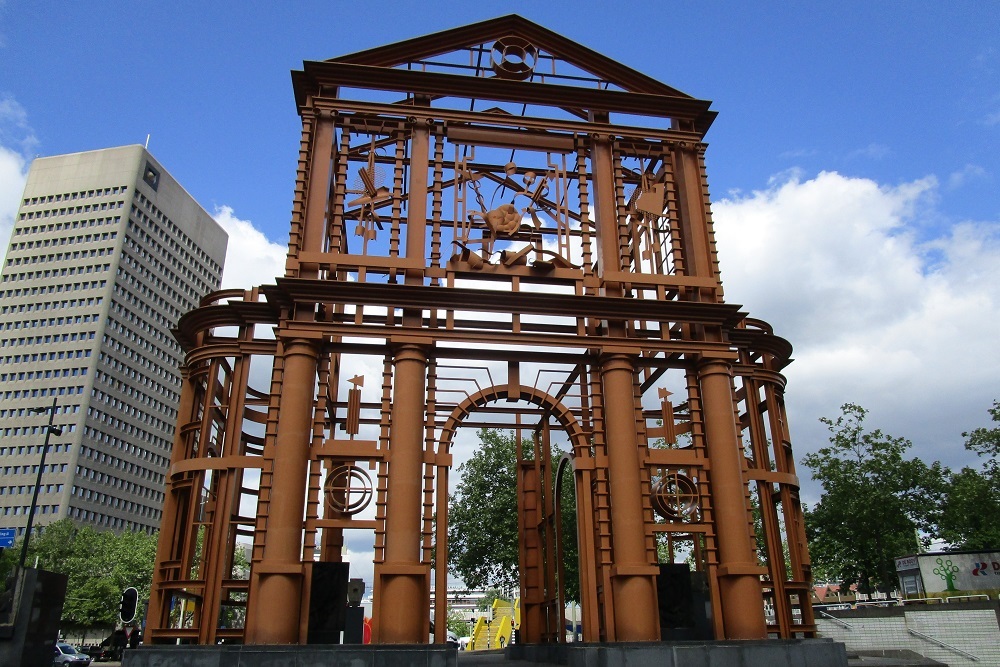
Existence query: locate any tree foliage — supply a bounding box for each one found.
[0,519,158,627]
[448,429,521,594]
[802,403,945,592]
[937,401,1000,551]
[448,428,581,601]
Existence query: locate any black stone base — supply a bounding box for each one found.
[122,644,456,667]
[509,639,848,667]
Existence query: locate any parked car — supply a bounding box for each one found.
[53,642,92,666]
[80,644,112,662]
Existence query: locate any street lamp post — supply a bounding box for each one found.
[17,396,62,573]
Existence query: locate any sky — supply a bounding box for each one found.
[1,2,999,570]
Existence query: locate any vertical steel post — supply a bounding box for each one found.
[698,359,767,639]
[376,342,429,643]
[246,336,320,644]
[600,353,660,641]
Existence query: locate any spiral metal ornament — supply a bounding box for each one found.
[324,464,374,516]
[651,471,699,522]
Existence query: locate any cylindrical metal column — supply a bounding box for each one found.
[144,367,198,642]
[376,343,429,643]
[600,353,659,641]
[699,358,767,639]
[246,337,319,644]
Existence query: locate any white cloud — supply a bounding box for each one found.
[713,171,1000,501]
[0,144,28,258]
[946,163,988,190]
[0,95,34,261]
[211,205,287,289]
[846,143,891,161]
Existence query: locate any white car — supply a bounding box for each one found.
[53,643,92,666]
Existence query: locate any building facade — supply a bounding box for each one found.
[0,145,227,536]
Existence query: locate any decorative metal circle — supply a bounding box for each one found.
[324,465,373,516]
[491,37,537,81]
[651,472,699,522]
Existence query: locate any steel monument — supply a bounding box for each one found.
[144,15,815,647]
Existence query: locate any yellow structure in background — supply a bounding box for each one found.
[468,598,519,650]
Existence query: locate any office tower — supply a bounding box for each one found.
[0,145,227,536]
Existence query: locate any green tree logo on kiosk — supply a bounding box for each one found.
[933,557,959,592]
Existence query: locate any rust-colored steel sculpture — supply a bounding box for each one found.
[144,15,815,646]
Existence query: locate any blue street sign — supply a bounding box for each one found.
[0,528,15,548]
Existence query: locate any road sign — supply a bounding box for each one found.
[0,528,15,548]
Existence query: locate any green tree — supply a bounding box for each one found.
[802,403,945,593]
[0,519,158,627]
[963,400,1000,459]
[936,401,1000,550]
[449,429,521,594]
[936,467,1000,551]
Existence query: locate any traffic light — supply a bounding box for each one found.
[120,586,138,624]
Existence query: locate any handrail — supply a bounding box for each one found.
[907,628,980,661]
[900,597,943,605]
[816,610,853,629]
[945,594,991,603]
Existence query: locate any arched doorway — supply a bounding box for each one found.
[432,384,597,644]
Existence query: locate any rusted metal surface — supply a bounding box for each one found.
[145,15,814,647]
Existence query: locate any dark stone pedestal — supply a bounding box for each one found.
[122,644,456,667]
[510,639,848,667]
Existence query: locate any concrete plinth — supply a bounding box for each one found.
[122,644,456,667]
[509,639,848,667]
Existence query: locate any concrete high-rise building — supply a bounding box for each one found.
[0,145,227,537]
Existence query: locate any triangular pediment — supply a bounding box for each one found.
[327,15,693,98]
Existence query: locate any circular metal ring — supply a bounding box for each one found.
[324,464,374,516]
[491,37,538,81]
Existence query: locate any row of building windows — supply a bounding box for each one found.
[22,185,128,206]
[1,463,68,475]
[73,463,164,499]
[0,423,77,437]
[1,263,111,283]
[0,367,87,383]
[2,384,87,398]
[3,297,102,315]
[1,280,108,300]
[1,314,100,332]
[13,215,122,238]
[0,332,95,348]
[1,350,92,365]
[70,484,160,516]
[8,230,118,253]
[1,505,59,517]
[18,200,124,221]
[6,246,113,267]
[80,442,167,473]
[0,484,64,495]
[67,505,156,535]
[0,442,74,454]
[83,419,171,465]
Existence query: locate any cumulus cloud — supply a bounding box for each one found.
[713,171,1000,499]
[0,144,27,257]
[946,163,988,190]
[0,95,35,260]
[211,205,287,289]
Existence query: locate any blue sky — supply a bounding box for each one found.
[2,3,999,510]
